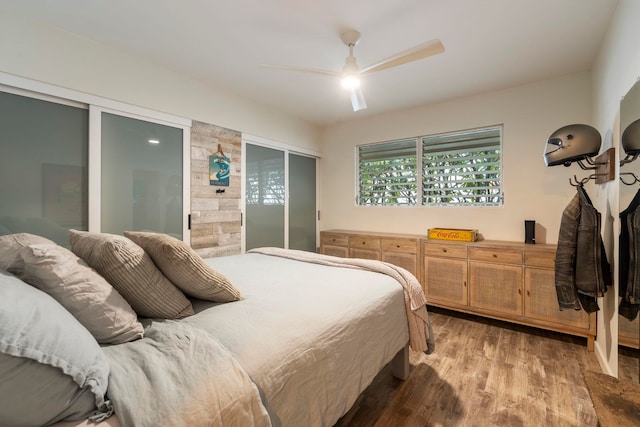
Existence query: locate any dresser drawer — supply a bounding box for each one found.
[381,238,418,253]
[349,236,381,250]
[321,233,348,247]
[423,243,467,259]
[524,249,555,268]
[469,247,523,265]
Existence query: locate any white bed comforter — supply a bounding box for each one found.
[187,252,410,427]
[53,251,412,427]
[249,247,434,353]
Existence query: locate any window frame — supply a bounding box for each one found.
[421,125,503,207]
[355,124,503,207]
[356,138,419,206]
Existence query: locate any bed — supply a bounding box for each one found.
[0,232,433,427]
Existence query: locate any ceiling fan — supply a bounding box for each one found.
[261,30,445,112]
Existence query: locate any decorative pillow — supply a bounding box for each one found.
[0,270,112,426]
[68,230,194,319]
[124,231,241,302]
[0,232,54,274]
[19,243,144,344]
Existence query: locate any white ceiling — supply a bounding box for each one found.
[1,0,619,126]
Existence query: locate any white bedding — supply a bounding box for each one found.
[102,320,271,427]
[249,247,433,352]
[51,252,410,427]
[187,253,409,427]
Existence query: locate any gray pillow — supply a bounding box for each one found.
[69,230,194,319]
[124,231,241,302]
[0,232,55,274]
[0,270,112,426]
[20,243,144,344]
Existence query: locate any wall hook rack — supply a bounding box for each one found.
[620,152,640,166]
[565,148,615,186]
[569,174,596,187]
[620,172,640,185]
[575,157,599,170]
[593,147,615,184]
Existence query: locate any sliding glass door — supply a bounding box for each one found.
[289,153,316,252]
[101,112,184,238]
[245,144,285,249]
[0,86,189,244]
[244,142,317,252]
[0,90,88,247]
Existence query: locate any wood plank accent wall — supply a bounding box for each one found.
[190,120,241,257]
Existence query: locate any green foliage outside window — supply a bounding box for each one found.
[357,126,502,207]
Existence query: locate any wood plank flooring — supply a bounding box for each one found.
[619,345,640,382]
[335,307,602,427]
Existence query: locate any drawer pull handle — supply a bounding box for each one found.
[332,239,336,242]
[492,254,498,258]
[442,249,447,253]
[396,245,400,248]
[527,290,530,297]
[518,289,522,295]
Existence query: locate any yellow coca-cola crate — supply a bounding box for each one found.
[428,228,478,242]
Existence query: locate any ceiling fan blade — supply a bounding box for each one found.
[350,87,367,112]
[260,64,340,77]
[360,39,444,74]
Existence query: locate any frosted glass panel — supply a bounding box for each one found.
[289,154,316,252]
[0,91,88,247]
[101,113,183,238]
[246,144,284,249]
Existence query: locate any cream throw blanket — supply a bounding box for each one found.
[249,247,435,353]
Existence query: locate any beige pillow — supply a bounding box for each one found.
[0,233,55,274]
[69,230,194,319]
[19,243,144,344]
[124,231,241,302]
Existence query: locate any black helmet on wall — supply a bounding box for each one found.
[543,124,601,167]
[622,118,640,156]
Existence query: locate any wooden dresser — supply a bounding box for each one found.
[320,230,596,350]
[619,315,639,349]
[321,229,420,278]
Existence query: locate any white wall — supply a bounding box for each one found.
[590,0,640,376]
[0,14,321,152]
[320,72,592,243]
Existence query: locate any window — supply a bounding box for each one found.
[356,125,502,207]
[357,139,417,206]
[422,126,502,206]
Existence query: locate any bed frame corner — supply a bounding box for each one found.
[391,343,410,380]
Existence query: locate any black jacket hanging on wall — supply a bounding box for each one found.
[554,184,611,313]
[619,188,640,320]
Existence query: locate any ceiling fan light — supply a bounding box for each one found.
[350,88,367,112]
[341,75,360,90]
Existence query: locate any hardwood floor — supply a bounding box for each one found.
[619,345,640,382]
[335,307,602,427]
